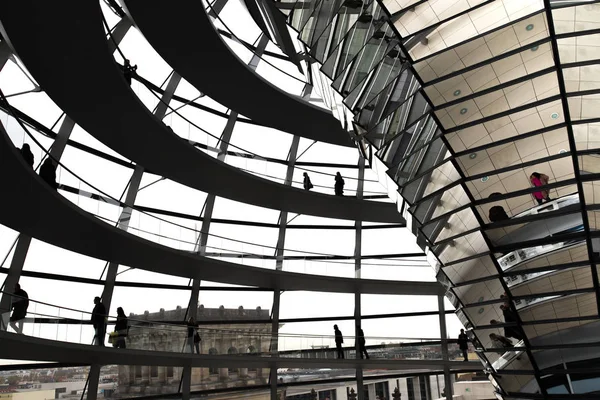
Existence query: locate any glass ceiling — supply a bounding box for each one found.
[279,0,600,397]
[0,2,461,393]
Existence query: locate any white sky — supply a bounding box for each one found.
[0,0,463,359]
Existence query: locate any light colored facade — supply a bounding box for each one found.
[0,390,56,400]
[116,305,271,397]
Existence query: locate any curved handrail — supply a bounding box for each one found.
[1,97,398,263]
[5,104,401,231]
[512,193,580,219]
[1,291,451,346]
[136,72,383,188]
[97,14,384,193]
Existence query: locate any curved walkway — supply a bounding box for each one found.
[0,124,439,295]
[0,0,400,223]
[0,332,479,371]
[122,0,352,147]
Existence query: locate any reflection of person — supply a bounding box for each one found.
[458,329,468,361]
[194,327,201,354]
[489,205,509,222]
[91,297,107,346]
[187,317,199,354]
[334,324,344,359]
[9,283,29,334]
[530,172,551,204]
[488,192,510,222]
[500,304,524,341]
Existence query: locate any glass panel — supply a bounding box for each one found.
[412,12,549,81]
[518,292,598,324]
[435,72,560,131]
[446,98,564,154]
[443,254,498,285]
[476,186,579,224]
[553,3,600,35]
[456,127,570,179]
[499,373,540,393]
[485,209,583,248]
[523,316,598,342]
[465,155,576,203]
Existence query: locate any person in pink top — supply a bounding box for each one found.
[530,172,551,205]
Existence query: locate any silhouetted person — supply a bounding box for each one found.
[489,205,509,222]
[334,324,344,359]
[530,172,551,204]
[92,297,107,346]
[500,303,523,341]
[39,158,58,190]
[303,172,313,191]
[187,317,199,354]
[122,59,137,86]
[20,144,34,168]
[194,326,201,354]
[488,192,510,222]
[357,326,369,359]
[489,333,513,348]
[114,307,128,349]
[458,329,468,361]
[334,172,344,196]
[9,283,28,334]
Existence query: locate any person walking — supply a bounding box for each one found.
[334,324,344,359]
[20,144,34,168]
[357,325,369,359]
[500,303,524,341]
[458,329,469,361]
[114,307,128,349]
[334,172,344,196]
[530,172,551,204]
[39,158,58,190]
[303,172,313,191]
[91,297,107,346]
[9,283,28,334]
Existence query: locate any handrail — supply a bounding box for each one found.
[101,10,380,187]
[3,102,403,230]
[0,97,403,263]
[137,75,383,187]
[0,291,452,344]
[106,75,365,169]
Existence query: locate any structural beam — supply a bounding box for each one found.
[270,134,300,400]
[183,33,268,400]
[0,43,76,331]
[355,156,365,400]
